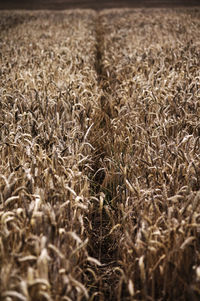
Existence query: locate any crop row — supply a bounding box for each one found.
[0,10,99,301]
[97,8,200,300]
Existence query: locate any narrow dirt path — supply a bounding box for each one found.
[85,12,123,300]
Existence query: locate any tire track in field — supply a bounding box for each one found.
[86,12,122,301]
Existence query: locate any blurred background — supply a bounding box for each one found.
[0,0,199,10]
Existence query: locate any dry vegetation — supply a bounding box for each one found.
[0,7,200,301]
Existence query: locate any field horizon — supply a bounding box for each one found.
[0,0,200,10]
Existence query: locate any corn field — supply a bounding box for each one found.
[0,7,200,301]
